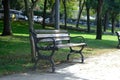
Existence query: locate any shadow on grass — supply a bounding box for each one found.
[0,35,30,55]
[0,35,33,75]
[0,22,118,75]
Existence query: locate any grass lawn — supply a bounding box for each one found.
[0,21,119,76]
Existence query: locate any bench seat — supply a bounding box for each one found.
[56,43,86,48]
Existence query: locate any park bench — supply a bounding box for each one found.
[116,31,120,48]
[31,29,87,72]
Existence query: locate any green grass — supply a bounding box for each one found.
[68,30,118,56]
[0,21,119,76]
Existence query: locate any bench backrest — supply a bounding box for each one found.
[116,31,120,41]
[116,32,120,36]
[32,30,70,42]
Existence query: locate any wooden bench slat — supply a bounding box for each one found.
[56,43,87,48]
[35,30,68,34]
[39,37,70,42]
[36,33,69,38]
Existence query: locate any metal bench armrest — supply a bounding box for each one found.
[70,36,86,43]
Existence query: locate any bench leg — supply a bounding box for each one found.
[79,52,84,63]
[33,50,56,72]
[117,42,120,48]
[67,46,85,63]
[49,58,55,72]
[67,53,71,61]
[79,46,84,63]
[117,45,120,48]
[33,58,39,70]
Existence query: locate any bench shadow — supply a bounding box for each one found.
[17,61,89,80]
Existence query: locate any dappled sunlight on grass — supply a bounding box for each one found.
[68,30,118,57]
[0,21,119,76]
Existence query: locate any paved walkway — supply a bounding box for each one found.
[1,50,120,80]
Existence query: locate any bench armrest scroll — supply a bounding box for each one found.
[37,37,58,50]
[70,36,86,43]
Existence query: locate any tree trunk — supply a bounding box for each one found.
[50,3,55,24]
[1,0,12,36]
[86,1,90,33]
[24,0,38,62]
[76,0,85,28]
[55,0,60,29]
[96,0,103,40]
[103,12,109,32]
[62,0,67,29]
[111,15,115,34]
[42,0,47,29]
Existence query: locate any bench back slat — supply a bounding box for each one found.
[116,32,120,36]
[33,30,70,42]
[35,30,68,34]
[40,37,70,42]
[36,34,69,38]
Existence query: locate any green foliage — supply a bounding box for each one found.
[89,0,98,10]
[101,0,120,19]
[36,0,44,10]
[66,1,79,18]
[10,0,25,10]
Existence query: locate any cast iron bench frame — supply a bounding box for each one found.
[116,31,120,48]
[31,29,87,72]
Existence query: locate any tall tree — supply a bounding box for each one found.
[24,0,39,61]
[1,0,12,36]
[109,0,120,34]
[96,0,103,40]
[42,0,47,29]
[76,0,85,28]
[62,0,67,29]
[55,0,60,29]
[102,0,109,32]
[103,11,109,32]
[86,0,90,33]
[102,0,120,34]
[48,0,55,24]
